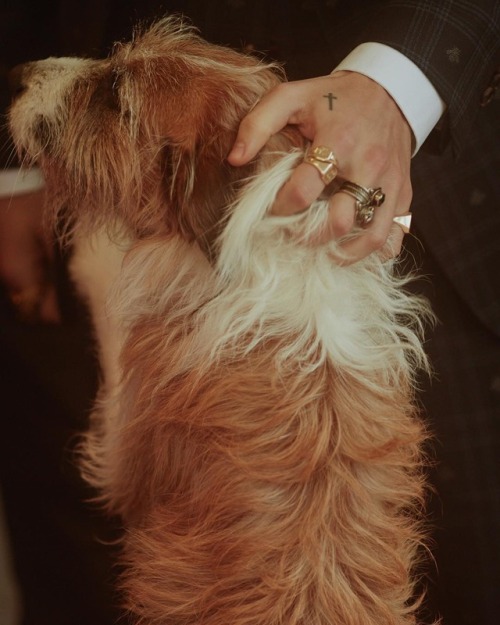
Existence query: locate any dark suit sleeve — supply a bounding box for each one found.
[362,0,500,156]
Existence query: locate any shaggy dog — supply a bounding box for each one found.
[9,18,431,625]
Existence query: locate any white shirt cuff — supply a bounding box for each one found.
[332,42,446,155]
[0,168,45,198]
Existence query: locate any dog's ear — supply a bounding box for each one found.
[106,18,293,255]
[88,69,122,113]
[159,79,258,258]
[150,56,286,258]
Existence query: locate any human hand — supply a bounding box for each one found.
[228,71,413,264]
[0,189,60,323]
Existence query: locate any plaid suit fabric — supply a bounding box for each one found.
[367,20,500,620]
[411,100,500,337]
[362,0,500,156]
[404,231,500,625]
[404,100,500,625]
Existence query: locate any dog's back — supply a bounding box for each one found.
[9,18,431,625]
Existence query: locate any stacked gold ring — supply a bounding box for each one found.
[338,181,386,227]
[303,146,339,185]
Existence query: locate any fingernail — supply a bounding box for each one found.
[228,142,245,163]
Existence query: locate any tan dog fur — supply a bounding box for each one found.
[9,18,432,625]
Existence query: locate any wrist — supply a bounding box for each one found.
[332,43,445,155]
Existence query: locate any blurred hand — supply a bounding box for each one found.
[228,71,413,264]
[0,189,60,323]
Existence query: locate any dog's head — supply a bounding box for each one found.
[9,17,301,255]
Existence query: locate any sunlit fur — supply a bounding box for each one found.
[10,17,433,625]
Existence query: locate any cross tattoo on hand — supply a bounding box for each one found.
[323,92,337,110]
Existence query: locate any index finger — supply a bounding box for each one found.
[227,85,297,166]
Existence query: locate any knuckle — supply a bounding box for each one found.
[363,144,390,173]
[332,127,356,155]
[272,82,292,99]
[329,214,353,238]
[365,228,387,250]
[239,114,268,137]
[287,183,315,211]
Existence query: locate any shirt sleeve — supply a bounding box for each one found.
[0,168,45,198]
[332,42,446,155]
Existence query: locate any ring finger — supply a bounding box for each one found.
[325,181,407,263]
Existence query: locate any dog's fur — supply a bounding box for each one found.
[9,18,431,625]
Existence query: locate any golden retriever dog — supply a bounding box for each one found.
[9,18,431,625]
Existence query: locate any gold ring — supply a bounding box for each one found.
[338,180,385,227]
[392,213,412,234]
[303,145,339,185]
